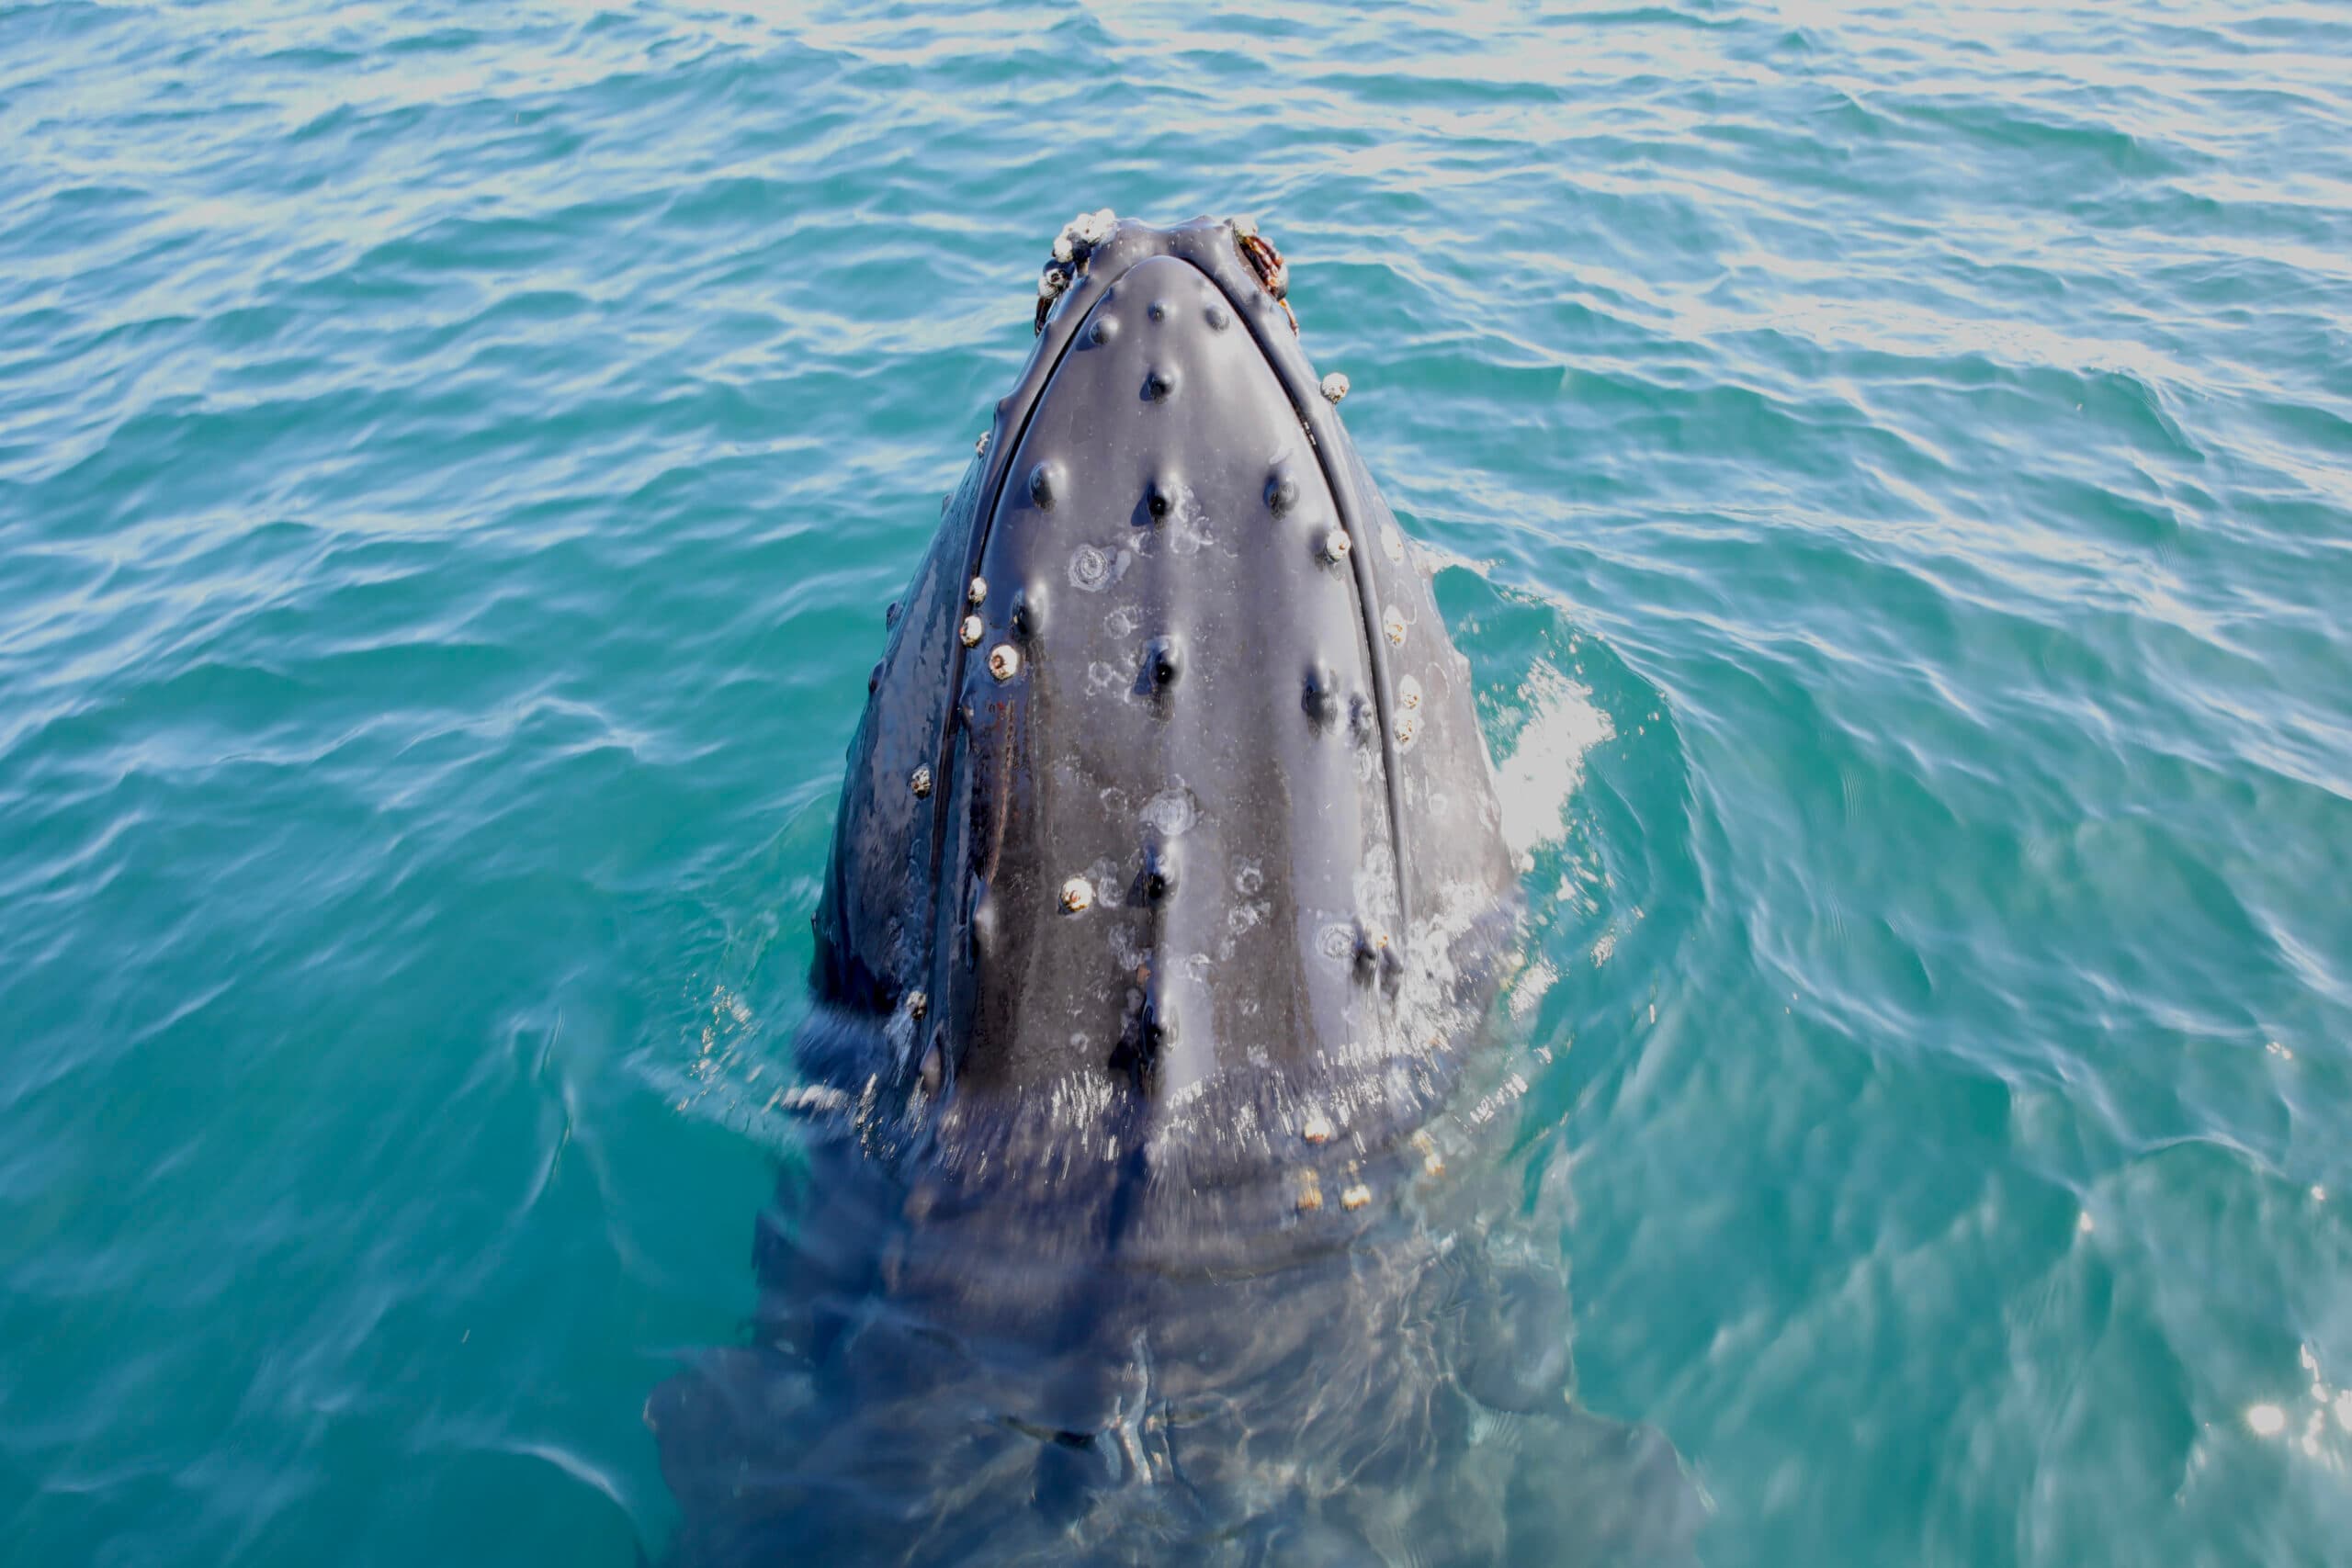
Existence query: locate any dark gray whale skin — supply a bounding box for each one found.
[648,219,1696,1566]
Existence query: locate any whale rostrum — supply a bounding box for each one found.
[817,218,1517,1179]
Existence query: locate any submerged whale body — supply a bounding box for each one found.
[649,217,1697,1565]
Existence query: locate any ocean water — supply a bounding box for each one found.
[5,2,2350,1562]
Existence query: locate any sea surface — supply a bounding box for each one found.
[5,2,2350,1563]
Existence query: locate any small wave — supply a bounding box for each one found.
[1494,659,1616,864]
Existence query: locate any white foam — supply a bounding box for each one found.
[1492,660,1614,863]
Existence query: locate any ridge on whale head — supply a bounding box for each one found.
[648,215,1699,1567]
[808,213,1520,1204]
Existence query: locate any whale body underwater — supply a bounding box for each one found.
[648,216,1699,1565]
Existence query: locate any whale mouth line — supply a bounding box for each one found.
[934,226,1414,942]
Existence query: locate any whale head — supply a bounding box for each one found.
[809,216,1519,1193]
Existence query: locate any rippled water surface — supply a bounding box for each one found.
[6,2,2351,1562]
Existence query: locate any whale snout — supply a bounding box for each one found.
[814,217,1519,1162]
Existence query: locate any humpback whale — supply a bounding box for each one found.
[649,216,1697,1565]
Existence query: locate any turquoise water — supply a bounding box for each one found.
[5,1,2350,1562]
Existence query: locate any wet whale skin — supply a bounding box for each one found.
[649,219,1694,1566]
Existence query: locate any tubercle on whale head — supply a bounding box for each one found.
[810,214,1520,1134]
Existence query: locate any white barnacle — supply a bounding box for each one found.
[989,644,1022,682]
[959,614,984,648]
[1060,876,1093,914]
[1320,371,1350,404]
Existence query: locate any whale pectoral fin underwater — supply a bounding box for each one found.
[653,213,1699,1565]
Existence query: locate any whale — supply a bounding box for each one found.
[647,215,1697,1565]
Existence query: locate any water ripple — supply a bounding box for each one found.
[4,2,2351,1563]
